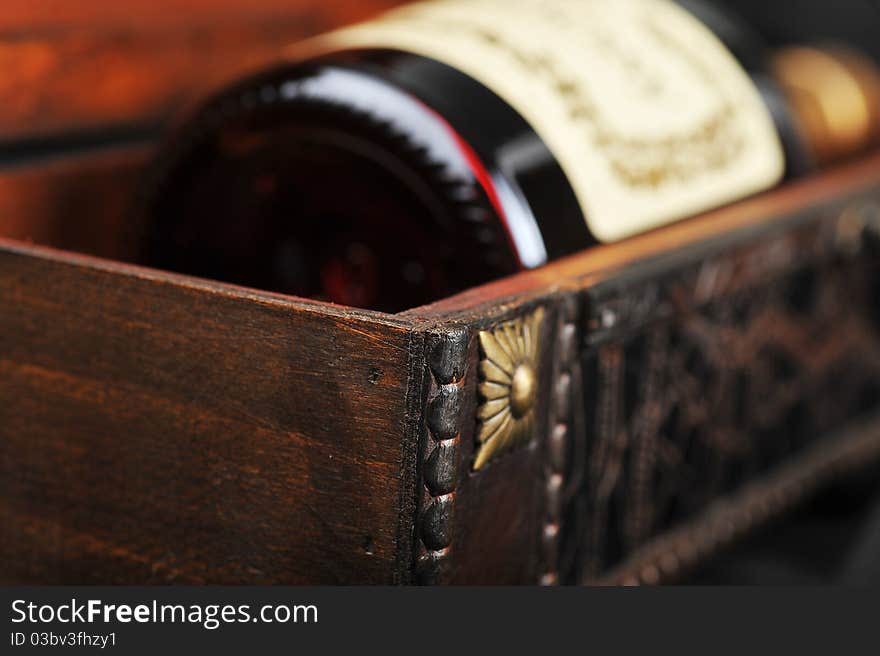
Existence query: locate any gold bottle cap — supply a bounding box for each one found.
[772,45,880,165]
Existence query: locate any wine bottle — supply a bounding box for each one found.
[137,0,803,312]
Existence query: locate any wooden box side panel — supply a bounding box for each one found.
[570,194,880,584]
[0,245,420,584]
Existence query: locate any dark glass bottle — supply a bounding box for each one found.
[137,0,804,313]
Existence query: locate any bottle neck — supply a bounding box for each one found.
[772,46,880,166]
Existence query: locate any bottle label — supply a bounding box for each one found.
[305,0,785,242]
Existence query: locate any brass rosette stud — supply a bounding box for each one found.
[474,307,545,470]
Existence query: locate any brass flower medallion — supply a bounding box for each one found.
[474,307,545,470]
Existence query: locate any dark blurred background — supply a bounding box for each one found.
[723,0,880,61]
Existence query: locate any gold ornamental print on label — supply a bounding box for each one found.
[310,0,785,242]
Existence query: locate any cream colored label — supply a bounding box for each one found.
[305,0,785,242]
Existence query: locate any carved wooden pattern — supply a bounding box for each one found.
[539,297,580,585]
[597,412,880,585]
[556,200,880,584]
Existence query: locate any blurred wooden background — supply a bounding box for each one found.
[0,0,404,257]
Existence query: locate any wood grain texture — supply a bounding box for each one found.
[0,145,150,260]
[0,242,420,583]
[0,0,406,144]
[0,0,402,31]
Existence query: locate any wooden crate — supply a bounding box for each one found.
[3,155,880,584]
